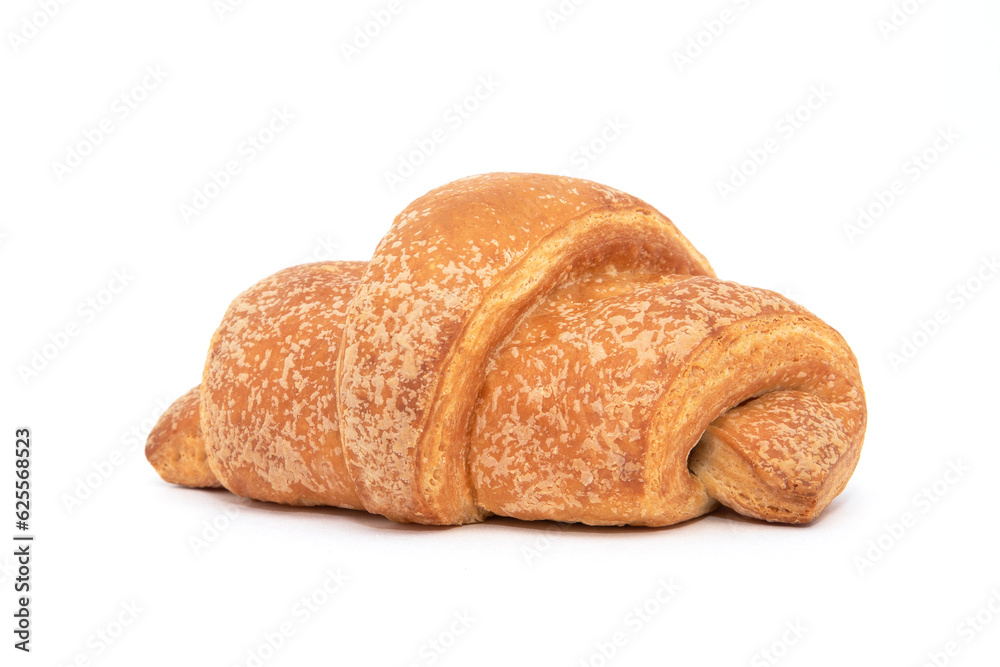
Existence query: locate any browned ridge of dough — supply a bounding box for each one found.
[200,262,367,509]
[338,173,716,523]
[145,172,868,527]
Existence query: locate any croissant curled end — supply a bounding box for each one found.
[688,352,866,524]
[145,386,220,488]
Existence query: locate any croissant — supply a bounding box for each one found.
[146,173,866,526]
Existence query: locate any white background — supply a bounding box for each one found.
[2,1,999,665]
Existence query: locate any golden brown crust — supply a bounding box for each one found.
[145,386,220,488]
[664,312,865,525]
[691,389,860,523]
[338,173,716,523]
[470,274,865,525]
[200,262,366,508]
[147,173,868,527]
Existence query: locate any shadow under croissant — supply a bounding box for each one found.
[153,480,849,534]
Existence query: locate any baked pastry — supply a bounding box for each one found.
[146,173,866,526]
